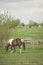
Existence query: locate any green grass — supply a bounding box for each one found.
[0,26,43,65]
[8,26,43,40]
[0,44,43,65]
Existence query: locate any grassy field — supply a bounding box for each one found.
[8,26,43,40]
[0,26,43,65]
[0,44,43,65]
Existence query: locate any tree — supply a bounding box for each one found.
[40,22,43,26]
[21,23,25,26]
[0,12,10,45]
[0,22,9,41]
[5,19,21,29]
[29,20,39,27]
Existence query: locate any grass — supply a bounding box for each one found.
[0,44,43,65]
[0,26,43,65]
[8,26,43,40]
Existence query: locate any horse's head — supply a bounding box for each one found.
[5,43,10,52]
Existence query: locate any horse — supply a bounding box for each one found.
[5,38,25,54]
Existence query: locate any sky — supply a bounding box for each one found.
[0,0,43,24]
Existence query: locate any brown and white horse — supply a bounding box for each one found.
[5,38,25,54]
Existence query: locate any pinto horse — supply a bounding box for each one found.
[5,38,25,54]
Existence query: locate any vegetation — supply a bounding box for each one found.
[8,26,43,40]
[0,12,21,45]
[0,44,43,65]
[28,20,39,28]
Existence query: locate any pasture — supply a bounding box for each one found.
[0,44,43,65]
[0,26,43,65]
[8,26,43,39]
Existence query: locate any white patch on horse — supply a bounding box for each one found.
[21,39,24,42]
[7,39,14,45]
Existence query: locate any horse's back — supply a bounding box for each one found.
[12,38,22,46]
[7,38,24,46]
[7,38,14,45]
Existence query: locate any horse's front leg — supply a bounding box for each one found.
[19,45,22,54]
[10,45,13,50]
[13,46,16,52]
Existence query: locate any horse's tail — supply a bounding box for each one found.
[22,41,25,50]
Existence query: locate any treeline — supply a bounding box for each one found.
[26,20,43,28]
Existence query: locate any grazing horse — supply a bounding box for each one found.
[5,38,25,54]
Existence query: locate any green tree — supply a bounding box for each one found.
[40,22,43,26]
[0,12,10,45]
[21,23,25,26]
[29,20,39,27]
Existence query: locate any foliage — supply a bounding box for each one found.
[0,22,9,45]
[40,22,43,26]
[21,23,25,26]
[0,12,21,29]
